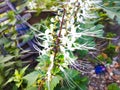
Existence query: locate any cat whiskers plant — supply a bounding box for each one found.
[28,0,104,90]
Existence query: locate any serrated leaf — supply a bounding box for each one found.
[50,75,62,90]
[23,71,39,87]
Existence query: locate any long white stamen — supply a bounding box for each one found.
[47,54,54,90]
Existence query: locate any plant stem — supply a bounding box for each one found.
[53,8,66,60]
[46,8,66,90]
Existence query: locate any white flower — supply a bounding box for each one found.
[50,18,55,22]
[70,17,74,24]
[70,0,77,3]
[50,24,55,32]
[59,17,62,22]
[61,37,68,45]
[61,29,66,36]
[45,29,50,35]
[28,0,37,9]
[71,25,76,34]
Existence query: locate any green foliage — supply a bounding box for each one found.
[7,11,17,25]
[27,0,65,14]
[0,55,14,86]
[75,50,88,59]
[55,69,89,90]
[97,54,112,64]
[2,0,120,90]
[23,71,39,88]
[27,0,104,90]
[49,75,62,90]
[0,55,23,89]
[106,32,116,38]
[96,43,118,64]
[98,0,120,24]
[95,8,110,25]
[103,44,117,58]
[108,83,120,90]
[4,65,29,89]
[0,2,34,89]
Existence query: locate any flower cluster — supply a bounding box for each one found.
[32,0,104,89]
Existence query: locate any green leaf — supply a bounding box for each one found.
[81,77,88,82]
[25,86,37,90]
[3,77,14,86]
[0,55,14,63]
[99,5,120,24]
[7,11,17,25]
[36,55,50,69]
[66,69,80,79]
[0,25,8,33]
[20,65,29,76]
[0,74,4,85]
[67,51,77,60]
[50,75,62,90]
[37,55,50,62]
[12,85,18,90]
[23,71,39,87]
[15,70,19,76]
[16,81,22,88]
[4,62,15,67]
[76,50,88,58]
[108,83,120,90]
